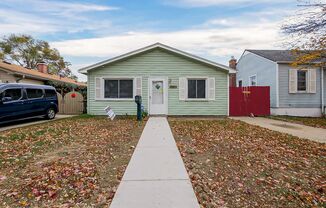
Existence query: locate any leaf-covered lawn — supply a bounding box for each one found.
[0,115,144,207]
[169,118,326,208]
[270,115,326,129]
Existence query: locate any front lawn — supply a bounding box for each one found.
[169,118,326,208]
[270,115,326,129]
[0,115,144,207]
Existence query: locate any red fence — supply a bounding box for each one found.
[229,86,270,116]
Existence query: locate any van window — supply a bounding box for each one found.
[45,89,57,98]
[26,88,43,99]
[2,88,22,101]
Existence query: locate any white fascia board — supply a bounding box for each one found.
[78,43,235,74]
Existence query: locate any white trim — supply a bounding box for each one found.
[249,74,257,86]
[227,73,229,116]
[275,63,279,107]
[148,77,168,115]
[78,43,236,74]
[185,77,209,101]
[296,69,309,93]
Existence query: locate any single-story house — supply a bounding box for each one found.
[236,50,325,117]
[0,61,86,87]
[79,43,236,116]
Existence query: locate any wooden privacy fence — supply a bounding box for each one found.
[229,86,270,116]
[56,91,84,115]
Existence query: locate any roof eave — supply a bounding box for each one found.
[78,43,235,74]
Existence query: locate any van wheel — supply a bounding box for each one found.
[45,108,56,120]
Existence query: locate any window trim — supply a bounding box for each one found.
[249,74,257,86]
[185,77,208,101]
[297,69,308,93]
[1,88,23,103]
[102,77,135,101]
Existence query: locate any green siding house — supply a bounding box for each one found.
[79,43,235,116]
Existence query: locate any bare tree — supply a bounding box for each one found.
[282,0,326,67]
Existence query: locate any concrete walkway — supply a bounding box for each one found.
[0,115,75,132]
[110,117,200,208]
[231,117,326,143]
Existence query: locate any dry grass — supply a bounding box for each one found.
[0,115,144,207]
[169,118,326,208]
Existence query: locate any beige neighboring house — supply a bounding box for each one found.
[0,61,86,87]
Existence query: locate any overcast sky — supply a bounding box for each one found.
[0,0,301,81]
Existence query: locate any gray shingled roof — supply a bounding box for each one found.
[247,50,324,63]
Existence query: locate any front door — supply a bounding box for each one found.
[149,78,167,115]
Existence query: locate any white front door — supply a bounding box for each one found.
[149,78,168,115]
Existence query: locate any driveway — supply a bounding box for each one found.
[231,117,326,143]
[0,115,75,132]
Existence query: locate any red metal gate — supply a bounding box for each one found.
[229,86,270,116]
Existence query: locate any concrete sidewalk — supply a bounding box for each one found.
[231,117,326,143]
[110,117,200,208]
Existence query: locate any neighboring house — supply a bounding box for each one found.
[236,50,325,117]
[0,61,86,87]
[79,43,236,116]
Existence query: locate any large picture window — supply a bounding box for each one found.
[104,79,133,99]
[297,70,307,91]
[187,79,206,99]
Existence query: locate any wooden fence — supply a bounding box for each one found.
[57,91,84,115]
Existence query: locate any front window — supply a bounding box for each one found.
[238,80,243,87]
[187,79,206,99]
[297,70,307,91]
[104,79,133,99]
[249,75,257,86]
[2,88,22,101]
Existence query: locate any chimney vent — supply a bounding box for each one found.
[37,62,48,74]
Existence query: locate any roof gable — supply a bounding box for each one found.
[78,43,235,74]
[245,49,325,63]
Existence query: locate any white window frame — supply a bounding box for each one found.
[102,77,135,101]
[186,77,208,101]
[249,75,257,86]
[296,69,308,93]
[238,79,243,87]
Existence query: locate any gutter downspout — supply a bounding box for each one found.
[321,67,324,115]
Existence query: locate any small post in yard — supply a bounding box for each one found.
[134,95,142,121]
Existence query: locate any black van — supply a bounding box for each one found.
[0,83,58,124]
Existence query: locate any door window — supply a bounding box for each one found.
[152,81,164,104]
[26,88,43,99]
[2,88,22,101]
